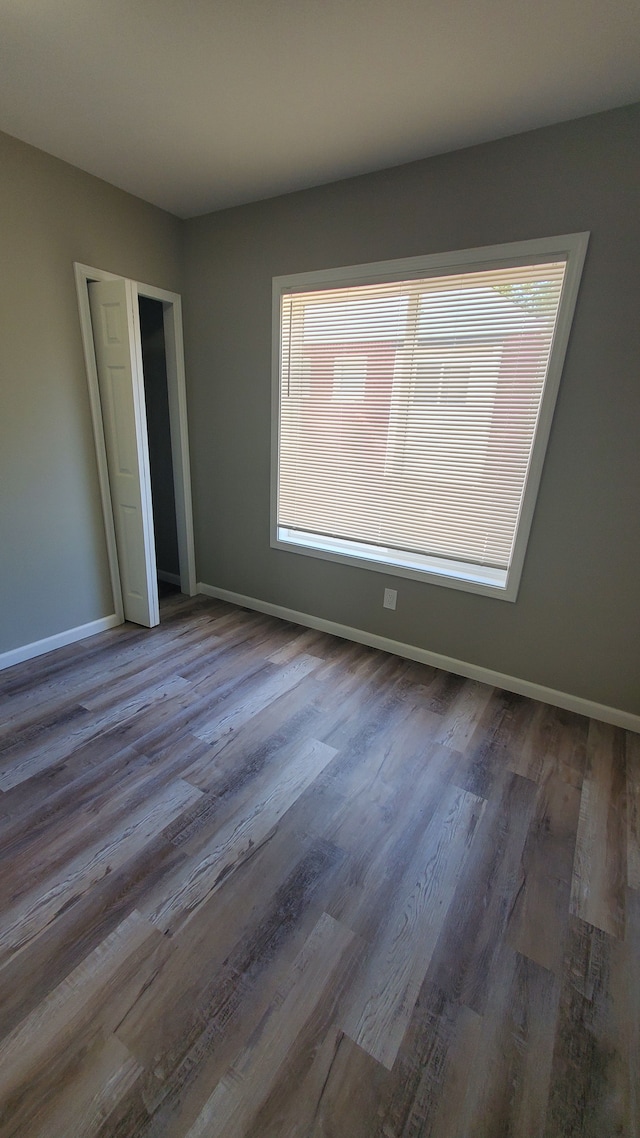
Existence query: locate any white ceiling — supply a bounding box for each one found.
[1,0,639,218]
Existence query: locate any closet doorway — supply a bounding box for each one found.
[75,263,196,627]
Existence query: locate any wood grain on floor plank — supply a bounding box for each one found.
[182,913,355,1138]
[341,782,484,1068]
[570,719,627,937]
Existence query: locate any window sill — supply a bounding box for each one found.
[274,527,517,601]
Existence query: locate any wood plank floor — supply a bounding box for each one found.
[0,591,637,1137]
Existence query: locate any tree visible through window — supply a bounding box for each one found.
[272,235,588,599]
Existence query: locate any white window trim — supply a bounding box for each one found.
[271,233,589,602]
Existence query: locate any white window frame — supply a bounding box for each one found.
[271,233,589,602]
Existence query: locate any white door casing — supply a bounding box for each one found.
[88,278,160,627]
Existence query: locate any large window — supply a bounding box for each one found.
[271,235,588,600]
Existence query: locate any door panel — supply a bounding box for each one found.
[89,279,159,627]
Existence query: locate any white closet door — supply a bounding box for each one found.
[89,279,159,627]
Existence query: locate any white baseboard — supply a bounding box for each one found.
[157,570,181,586]
[197,582,640,734]
[0,614,123,672]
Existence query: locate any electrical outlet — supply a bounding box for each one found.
[383,587,397,610]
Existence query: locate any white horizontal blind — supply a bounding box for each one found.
[278,260,567,572]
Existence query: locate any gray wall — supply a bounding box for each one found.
[183,103,640,714]
[2,109,638,714]
[139,297,180,578]
[0,130,183,653]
